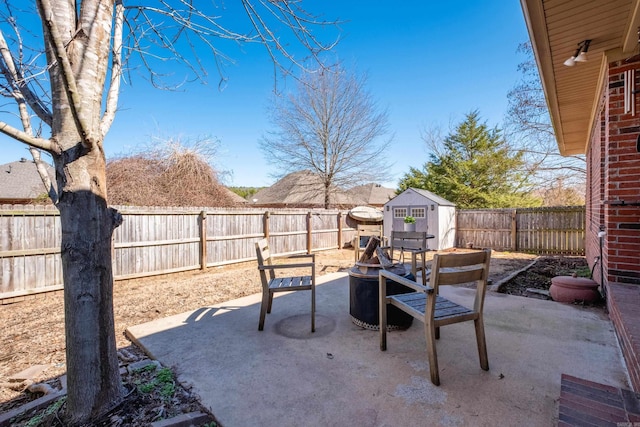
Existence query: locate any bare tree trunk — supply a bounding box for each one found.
[324,181,331,209]
[36,0,125,420]
[57,149,123,423]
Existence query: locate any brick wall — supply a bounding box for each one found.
[606,60,640,287]
[587,58,640,392]
[585,100,606,286]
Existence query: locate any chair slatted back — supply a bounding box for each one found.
[429,249,491,314]
[255,239,275,284]
[390,231,428,252]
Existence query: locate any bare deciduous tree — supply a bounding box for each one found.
[505,42,586,195]
[0,1,337,423]
[261,65,392,208]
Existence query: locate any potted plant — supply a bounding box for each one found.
[403,215,416,231]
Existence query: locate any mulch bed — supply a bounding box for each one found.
[497,256,599,301]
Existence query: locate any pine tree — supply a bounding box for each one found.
[399,111,540,209]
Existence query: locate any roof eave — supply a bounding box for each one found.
[520,0,640,156]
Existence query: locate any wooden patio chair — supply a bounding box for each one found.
[387,231,433,285]
[378,248,491,385]
[255,238,316,332]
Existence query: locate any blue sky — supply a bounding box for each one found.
[0,1,530,189]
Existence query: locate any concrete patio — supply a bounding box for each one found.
[126,272,630,426]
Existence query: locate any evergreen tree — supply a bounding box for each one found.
[399,111,540,209]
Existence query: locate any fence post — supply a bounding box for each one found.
[511,209,517,252]
[337,212,343,249]
[263,211,270,239]
[455,210,460,248]
[199,210,207,270]
[307,212,312,254]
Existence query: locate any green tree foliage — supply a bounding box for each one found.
[229,187,264,200]
[399,111,541,209]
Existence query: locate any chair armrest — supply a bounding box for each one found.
[273,253,315,262]
[379,269,433,294]
[259,262,315,271]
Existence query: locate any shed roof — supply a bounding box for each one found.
[385,187,455,207]
[0,159,55,201]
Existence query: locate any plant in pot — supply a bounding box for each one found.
[403,215,416,231]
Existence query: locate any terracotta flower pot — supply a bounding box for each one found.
[550,276,600,303]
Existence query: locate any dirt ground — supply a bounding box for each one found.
[497,255,594,299]
[0,248,538,424]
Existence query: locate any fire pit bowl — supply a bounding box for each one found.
[349,262,414,330]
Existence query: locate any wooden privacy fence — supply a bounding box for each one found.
[456,206,585,255]
[1,204,587,301]
[0,205,356,301]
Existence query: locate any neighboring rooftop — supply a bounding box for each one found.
[251,170,358,208]
[348,183,396,207]
[0,158,55,204]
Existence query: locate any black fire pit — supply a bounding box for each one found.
[349,262,414,330]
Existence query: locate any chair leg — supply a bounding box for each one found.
[379,278,387,351]
[258,290,270,331]
[311,286,316,333]
[267,291,274,313]
[425,321,440,386]
[475,317,489,371]
[435,327,440,340]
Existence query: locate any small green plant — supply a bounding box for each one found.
[156,367,173,382]
[135,363,158,373]
[404,216,416,224]
[160,381,176,399]
[139,382,156,393]
[137,366,176,401]
[23,396,66,427]
[574,266,592,278]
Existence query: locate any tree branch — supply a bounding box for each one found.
[37,0,95,147]
[0,119,56,151]
[101,0,124,137]
[29,146,58,204]
[0,29,52,126]
[122,1,340,89]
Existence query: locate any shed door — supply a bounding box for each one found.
[392,207,408,231]
[392,206,429,233]
[410,207,428,232]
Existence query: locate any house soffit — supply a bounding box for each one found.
[520,0,640,155]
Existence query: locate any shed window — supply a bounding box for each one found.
[394,208,408,218]
[411,208,426,218]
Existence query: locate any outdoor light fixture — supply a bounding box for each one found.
[563,40,591,66]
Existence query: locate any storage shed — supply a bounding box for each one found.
[382,188,456,250]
